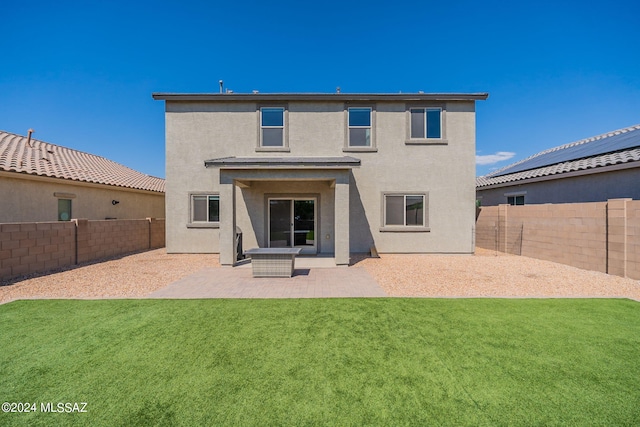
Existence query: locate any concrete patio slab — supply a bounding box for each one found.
[148,265,386,299]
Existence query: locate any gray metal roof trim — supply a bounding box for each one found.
[153,92,489,102]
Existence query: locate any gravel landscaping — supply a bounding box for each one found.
[356,248,640,300]
[1,248,639,304]
[0,249,219,304]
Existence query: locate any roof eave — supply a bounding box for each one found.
[476,160,640,190]
[152,93,489,102]
[0,170,165,194]
[204,156,361,168]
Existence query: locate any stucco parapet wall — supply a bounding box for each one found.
[153,93,489,102]
[205,156,361,169]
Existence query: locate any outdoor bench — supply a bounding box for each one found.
[244,248,302,278]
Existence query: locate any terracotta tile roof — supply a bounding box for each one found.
[477,124,640,188]
[0,130,165,193]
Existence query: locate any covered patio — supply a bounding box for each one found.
[206,156,360,267]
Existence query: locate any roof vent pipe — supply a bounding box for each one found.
[27,129,34,147]
[219,80,223,94]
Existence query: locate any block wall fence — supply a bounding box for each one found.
[0,218,165,281]
[476,199,640,280]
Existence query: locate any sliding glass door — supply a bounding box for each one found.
[268,198,316,254]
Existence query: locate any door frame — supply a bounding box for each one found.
[267,196,318,254]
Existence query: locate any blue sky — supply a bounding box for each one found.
[2,0,639,178]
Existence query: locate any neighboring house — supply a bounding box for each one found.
[476,124,640,206]
[153,92,488,265]
[0,130,165,222]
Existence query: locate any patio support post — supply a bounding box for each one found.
[219,174,237,266]
[334,171,350,266]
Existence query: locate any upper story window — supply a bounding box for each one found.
[406,105,447,145]
[260,107,285,147]
[348,107,372,147]
[410,108,441,139]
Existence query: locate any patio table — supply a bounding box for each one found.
[244,248,302,278]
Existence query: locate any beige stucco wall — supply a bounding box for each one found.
[164,100,477,254]
[0,172,165,223]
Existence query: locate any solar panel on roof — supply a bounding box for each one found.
[493,127,640,177]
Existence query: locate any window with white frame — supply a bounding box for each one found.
[507,195,525,206]
[348,107,372,147]
[410,107,442,139]
[383,193,428,228]
[260,107,285,147]
[192,195,220,223]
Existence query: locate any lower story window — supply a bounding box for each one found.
[384,194,426,227]
[507,195,525,205]
[58,199,72,221]
[192,195,220,222]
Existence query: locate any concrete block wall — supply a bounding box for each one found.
[149,218,166,249]
[607,199,629,278]
[77,219,149,264]
[475,205,499,250]
[0,222,76,280]
[476,199,639,280]
[517,202,607,273]
[625,200,640,280]
[0,218,165,281]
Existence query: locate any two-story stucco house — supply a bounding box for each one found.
[153,92,488,266]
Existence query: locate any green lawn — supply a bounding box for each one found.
[1,298,639,426]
